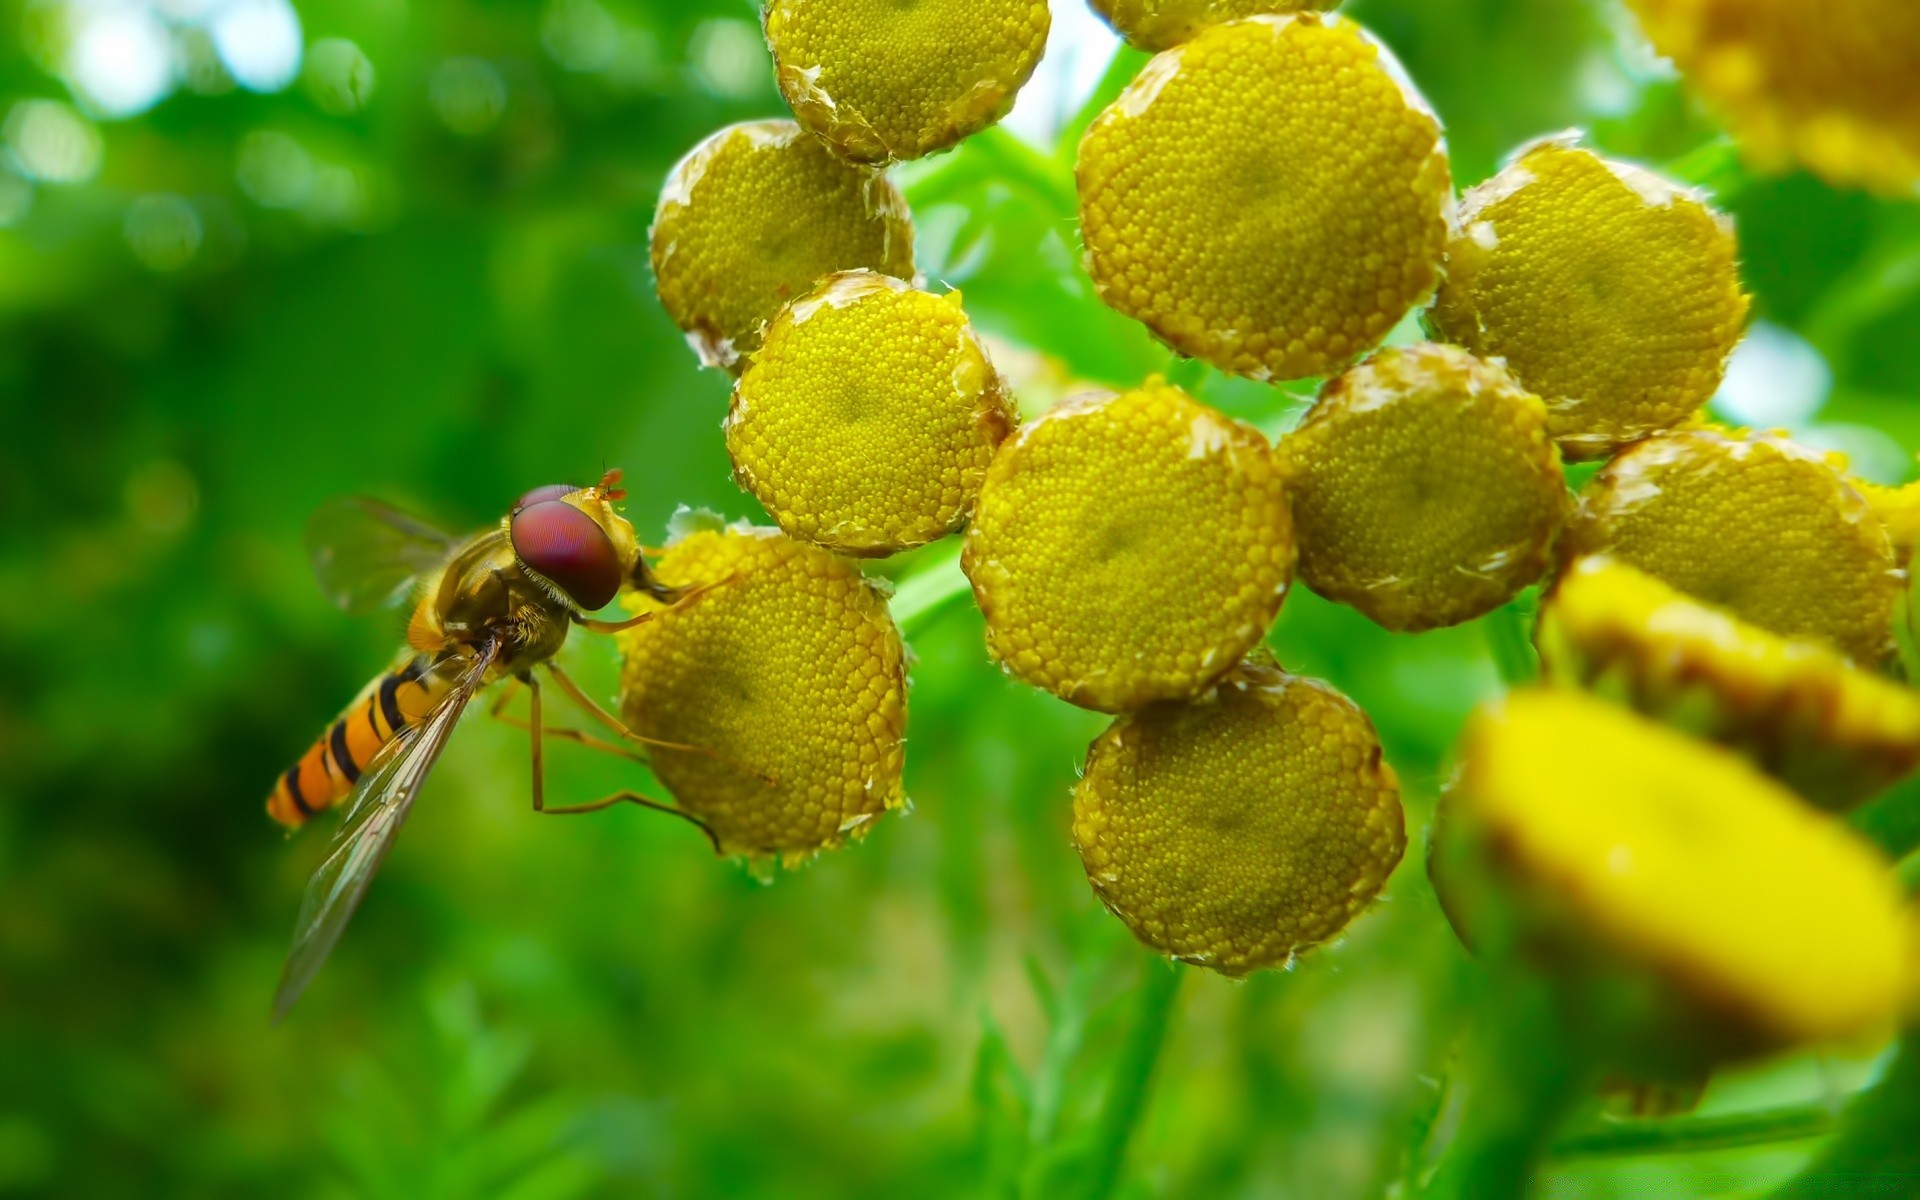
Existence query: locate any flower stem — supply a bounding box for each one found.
[1481,603,1538,686]
[1082,960,1186,1200]
[1551,1103,1836,1160]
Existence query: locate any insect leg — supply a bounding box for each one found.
[536,789,723,854]
[575,573,737,634]
[488,674,647,763]
[528,672,544,813]
[542,662,777,786]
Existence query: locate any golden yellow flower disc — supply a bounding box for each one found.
[617,525,907,861]
[1076,14,1450,382]
[1428,138,1749,460]
[1540,556,1920,809]
[726,272,1016,558]
[1280,343,1566,632]
[962,381,1294,712]
[1444,688,1913,1051]
[1855,477,1920,561]
[1088,0,1337,53]
[650,120,916,371]
[764,0,1049,164]
[1071,656,1405,974]
[1625,0,1920,196]
[1565,427,1899,665]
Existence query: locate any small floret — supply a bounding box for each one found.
[1071,655,1405,974]
[1437,688,1914,1057]
[1540,556,1920,809]
[962,380,1293,712]
[726,271,1016,557]
[650,120,916,371]
[617,525,907,862]
[1280,343,1566,631]
[1088,0,1337,52]
[765,0,1049,163]
[1076,14,1450,382]
[1564,427,1898,665]
[1625,0,1920,196]
[1427,136,1749,460]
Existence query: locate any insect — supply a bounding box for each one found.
[267,471,726,1021]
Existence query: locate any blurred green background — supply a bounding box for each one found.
[2,0,1917,1195]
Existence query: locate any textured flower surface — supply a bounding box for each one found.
[650,121,915,371]
[963,381,1293,712]
[617,526,907,861]
[1442,688,1914,1052]
[1565,427,1898,665]
[1540,556,1920,809]
[1076,14,1450,382]
[1071,656,1405,975]
[1280,343,1565,631]
[1855,477,1920,561]
[1625,0,1920,196]
[726,272,1015,557]
[764,0,1048,163]
[1427,137,1748,459]
[1088,0,1337,52]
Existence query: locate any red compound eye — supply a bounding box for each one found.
[510,500,621,610]
[514,483,577,512]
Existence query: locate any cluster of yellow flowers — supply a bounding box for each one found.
[633,0,1920,1051]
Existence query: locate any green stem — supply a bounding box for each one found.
[1551,1103,1836,1161]
[1082,961,1186,1200]
[1772,1032,1920,1198]
[1480,604,1538,687]
[1423,978,1592,1200]
[890,543,973,638]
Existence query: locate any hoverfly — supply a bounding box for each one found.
[267,471,723,1021]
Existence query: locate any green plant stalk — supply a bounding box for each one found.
[1772,1032,1920,1198]
[1422,977,1593,1200]
[1550,1103,1836,1160]
[1480,603,1539,687]
[1082,961,1186,1200]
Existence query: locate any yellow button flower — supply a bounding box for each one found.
[650,120,916,371]
[1280,343,1567,632]
[1625,0,1920,196]
[1076,14,1450,382]
[1540,556,1920,809]
[1089,0,1337,53]
[617,525,907,863]
[963,381,1294,712]
[726,272,1016,558]
[1428,137,1748,460]
[1566,427,1898,665]
[1071,655,1405,975]
[1440,688,1914,1054]
[1855,477,1920,561]
[765,0,1049,163]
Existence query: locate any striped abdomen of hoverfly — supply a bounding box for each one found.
[266,656,452,828]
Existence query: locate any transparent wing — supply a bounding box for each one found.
[306,495,460,615]
[271,642,499,1022]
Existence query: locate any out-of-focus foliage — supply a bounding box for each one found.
[1,0,1917,1196]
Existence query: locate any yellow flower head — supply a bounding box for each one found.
[650,120,916,371]
[726,272,1015,558]
[1565,427,1898,665]
[1625,0,1920,196]
[1076,14,1450,382]
[1427,136,1749,460]
[1541,556,1920,809]
[617,525,907,862]
[1071,656,1405,974]
[1855,477,1920,561]
[963,381,1294,712]
[765,0,1049,163]
[1440,688,1914,1054]
[1088,0,1338,53]
[1280,343,1567,632]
